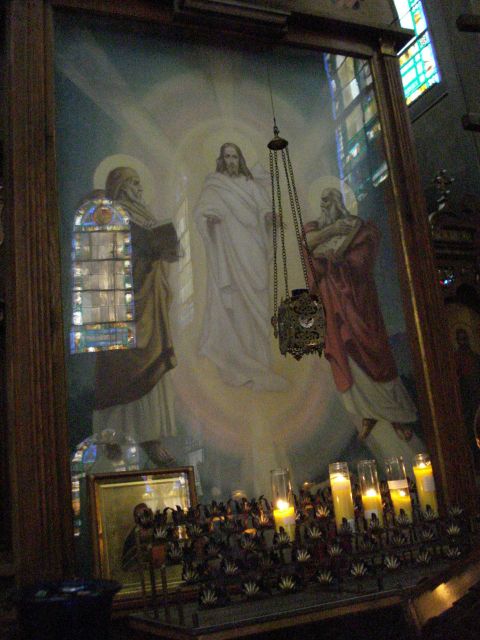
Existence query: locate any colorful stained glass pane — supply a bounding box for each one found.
[342,78,360,109]
[345,104,364,139]
[70,197,136,354]
[362,91,377,123]
[74,198,131,231]
[324,52,388,200]
[413,9,426,34]
[393,0,440,103]
[372,162,389,187]
[357,61,372,90]
[337,56,355,88]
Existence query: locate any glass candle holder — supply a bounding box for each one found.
[270,468,295,540]
[329,462,355,532]
[385,456,412,522]
[357,459,383,525]
[412,453,438,515]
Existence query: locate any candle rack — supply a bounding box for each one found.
[128,482,476,636]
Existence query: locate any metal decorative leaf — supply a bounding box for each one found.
[384,555,400,570]
[416,551,432,565]
[307,526,323,540]
[351,562,368,578]
[446,524,460,537]
[328,544,343,557]
[316,570,334,585]
[243,581,260,597]
[200,588,218,606]
[296,549,311,562]
[278,576,296,592]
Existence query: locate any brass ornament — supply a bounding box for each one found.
[275,289,326,360]
[268,121,326,359]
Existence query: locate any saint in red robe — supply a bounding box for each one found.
[304,185,417,440]
[305,220,398,393]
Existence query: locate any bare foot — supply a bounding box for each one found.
[392,423,413,442]
[359,418,377,440]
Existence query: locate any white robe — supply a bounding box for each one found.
[194,172,287,391]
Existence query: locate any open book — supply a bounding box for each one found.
[311,216,362,260]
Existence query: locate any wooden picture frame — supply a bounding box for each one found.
[88,466,196,602]
[3,0,476,588]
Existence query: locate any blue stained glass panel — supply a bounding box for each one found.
[324,53,388,200]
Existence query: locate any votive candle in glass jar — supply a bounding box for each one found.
[329,462,355,532]
[357,459,383,525]
[413,453,438,515]
[271,468,296,540]
[385,456,413,522]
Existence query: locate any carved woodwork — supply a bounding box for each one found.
[173,0,290,36]
[5,0,74,584]
[427,174,480,477]
[430,185,480,303]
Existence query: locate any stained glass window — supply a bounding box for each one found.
[393,0,440,104]
[325,55,388,200]
[70,197,136,353]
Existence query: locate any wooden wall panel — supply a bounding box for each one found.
[0,7,11,558]
[6,0,73,584]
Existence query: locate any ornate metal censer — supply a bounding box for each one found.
[268,124,326,359]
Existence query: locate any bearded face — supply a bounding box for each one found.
[320,188,347,225]
[120,174,145,205]
[222,145,240,177]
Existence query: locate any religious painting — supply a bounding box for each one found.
[88,467,196,600]
[445,302,480,471]
[54,10,426,574]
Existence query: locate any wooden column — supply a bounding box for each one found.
[5,0,74,584]
[372,43,477,513]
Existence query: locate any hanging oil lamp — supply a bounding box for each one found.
[268,121,326,360]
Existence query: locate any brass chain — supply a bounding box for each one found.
[285,147,320,290]
[273,150,289,298]
[269,149,278,326]
[281,148,309,288]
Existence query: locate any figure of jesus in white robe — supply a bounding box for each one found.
[194,143,287,392]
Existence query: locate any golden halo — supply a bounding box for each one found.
[308,175,358,218]
[93,154,155,206]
